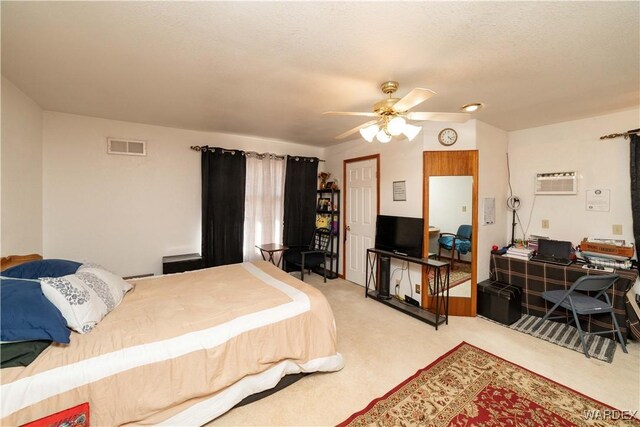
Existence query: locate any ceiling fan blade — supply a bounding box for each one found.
[323,111,378,117]
[392,88,436,112]
[407,112,470,123]
[335,120,378,140]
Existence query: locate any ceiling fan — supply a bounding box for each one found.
[324,81,471,143]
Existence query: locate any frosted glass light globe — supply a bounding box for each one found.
[359,124,379,142]
[376,130,392,143]
[402,124,422,141]
[387,117,406,136]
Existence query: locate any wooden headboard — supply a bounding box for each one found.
[0,254,42,272]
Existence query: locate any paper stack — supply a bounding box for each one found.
[504,246,534,260]
[580,237,634,270]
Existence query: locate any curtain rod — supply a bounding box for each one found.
[600,129,639,140]
[189,145,325,162]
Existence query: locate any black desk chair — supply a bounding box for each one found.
[283,228,331,282]
[533,274,627,358]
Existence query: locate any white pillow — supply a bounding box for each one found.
[40,264,132,333]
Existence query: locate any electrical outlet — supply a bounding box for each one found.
[462,205,467,212]
[541,219,549,229]
[415,284,420,294]
[612,224,623,235]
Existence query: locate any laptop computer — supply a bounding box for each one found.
[532,239,573,266]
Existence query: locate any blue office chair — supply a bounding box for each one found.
[533,274,627,358]
[438,224,472,269]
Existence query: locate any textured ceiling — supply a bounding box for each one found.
[2,2,638,147]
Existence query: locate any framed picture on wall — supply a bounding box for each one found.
[393,181,406,201]
[317,198,331,211]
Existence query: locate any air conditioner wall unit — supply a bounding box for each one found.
[534,171,577,195]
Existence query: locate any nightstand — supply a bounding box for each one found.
[162,253,203,274]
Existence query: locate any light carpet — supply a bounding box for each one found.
[339,342,639,426]
[211,276,639,426]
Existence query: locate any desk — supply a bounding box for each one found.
[365,248,449,329]
[490,254,638,340]
[256,243,288,268]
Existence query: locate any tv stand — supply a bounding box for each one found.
[365,248,450,330]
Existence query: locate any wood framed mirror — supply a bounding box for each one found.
[422,150,478,316]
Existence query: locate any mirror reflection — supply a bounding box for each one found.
[429,176,473,298]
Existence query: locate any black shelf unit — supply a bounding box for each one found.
[315,189,340,279]
[365,248,450,330]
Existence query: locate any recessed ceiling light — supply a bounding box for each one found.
[461,103,483,113]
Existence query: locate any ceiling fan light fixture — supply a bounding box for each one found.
[359,124,379,142]
[387,116,406,136]
[403,124,422,141]
[461,103,483,113]
[376,129,392,143]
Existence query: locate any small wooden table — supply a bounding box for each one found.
[256,243,288,268]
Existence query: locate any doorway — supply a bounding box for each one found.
[343,155,380,286]
[422,150,478,317]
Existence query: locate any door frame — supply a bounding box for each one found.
[342,154,381,280]
[422,150,478,317]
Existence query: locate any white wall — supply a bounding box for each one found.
[323,132,424,296]
[476,120,509,281]
[429,176,473,236]
[323,138,424,218]
[323,121,487,297]
[324,119,510,293]
[429,176,473,263]
[422,120,477,152]
[42,112,323,276]
[507,109,638,249]
[422,119,509,281]
[1,76,44,256]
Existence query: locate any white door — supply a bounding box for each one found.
[345,158,378,286]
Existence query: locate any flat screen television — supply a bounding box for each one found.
[375,215,424,258]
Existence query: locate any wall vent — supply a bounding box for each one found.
[534,171,577,195]
[107,138,146,156]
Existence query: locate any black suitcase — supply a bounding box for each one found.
[477,280,522,325]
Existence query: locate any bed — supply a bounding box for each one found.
[1,257,344,426]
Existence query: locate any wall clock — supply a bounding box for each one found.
[438,128,458,146]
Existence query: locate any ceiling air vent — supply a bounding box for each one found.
[534,171,577,195]
[107,138,146,156]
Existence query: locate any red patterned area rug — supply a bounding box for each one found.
[338,342,640,426]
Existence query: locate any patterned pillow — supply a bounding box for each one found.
[40,264,133,334]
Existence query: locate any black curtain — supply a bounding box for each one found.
[630,129,640,251]
[283,156,319,247]
[201,147,246,267]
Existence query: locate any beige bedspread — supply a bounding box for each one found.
[1,261,343,426]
